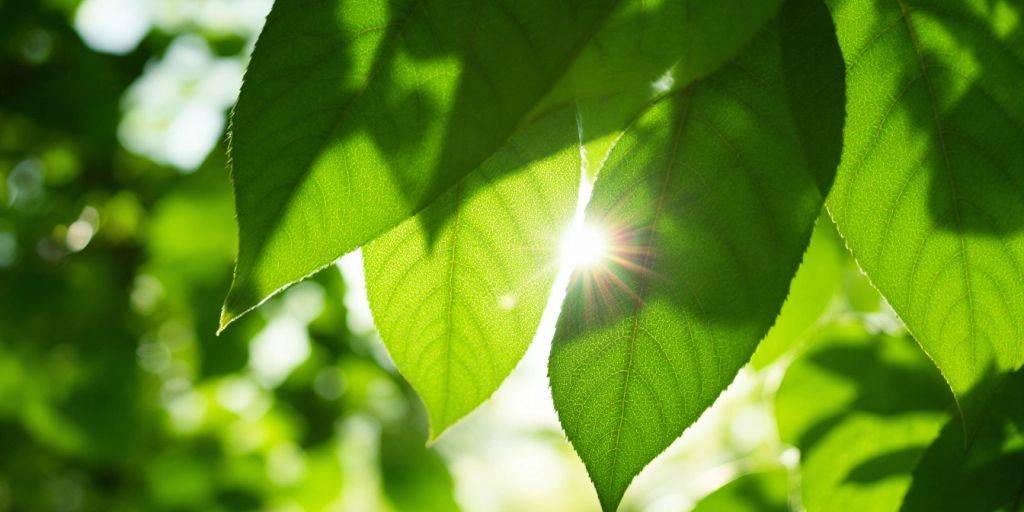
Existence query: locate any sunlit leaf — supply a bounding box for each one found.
[222,0,783,328]
[824,0,1024,434]
[548,2,846,509]
[364,109,579,438]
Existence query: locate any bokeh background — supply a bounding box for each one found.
[0,1,915,511]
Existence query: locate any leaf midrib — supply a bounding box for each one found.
[438,182,463,430]
[607,85,696,485]
[894,0,978,359]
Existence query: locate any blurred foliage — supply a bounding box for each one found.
[0,1,457,510]
[3,1,1022,511]
[690,469,790,512]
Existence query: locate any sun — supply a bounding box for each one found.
[561,222,609,270]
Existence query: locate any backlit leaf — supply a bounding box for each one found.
[222,0,782,328]
[548,2,846,509]
[363,110,579,438]
[824,0,1024,434]
[775,322,951,511]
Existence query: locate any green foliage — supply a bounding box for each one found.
[750,217,846,369]
[776,322,952,510]
[824,0,1024,435]
[777,320,1024,511]
[8,0,1024,509]
[548,3,844,508]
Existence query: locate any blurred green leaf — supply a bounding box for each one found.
[691,469,790,512]
[901,369,1024,511]
[775,322,952,511]
[751,217,845,369]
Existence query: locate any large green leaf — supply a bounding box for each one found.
[775,322,952,512]
[222,0,783,328]
[548,2,846,509]
[363,110,579,439]
[824,0,1024,434]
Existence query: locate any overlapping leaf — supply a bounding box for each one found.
[548,2,846,509]
[824,0,1024,434]
[222,0,783,328]
[363,110,579,439]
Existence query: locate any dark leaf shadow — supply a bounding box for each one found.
[915,0,1024,236]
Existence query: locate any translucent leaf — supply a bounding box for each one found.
[221,0,782,328]
[548,2,846,508]
[824,0,1024,434]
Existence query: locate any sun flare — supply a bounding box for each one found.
[562,223,610,270]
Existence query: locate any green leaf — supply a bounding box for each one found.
[775,322,952,511]
[691,469,791,512]
[363,110,580,439]
[548,2,846,509]
[824,0,1024,434]
[222,0,783,329]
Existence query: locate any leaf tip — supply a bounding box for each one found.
[216,306,237,336]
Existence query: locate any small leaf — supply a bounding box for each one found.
[222,0,783,329]
[548,2,846,509]
[364,109,580,439]
[824,0,1024,434]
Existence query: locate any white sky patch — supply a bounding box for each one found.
[75,0,153,55]
[119,35,244,171]
[338,250,377,335]
[249,316,311,388]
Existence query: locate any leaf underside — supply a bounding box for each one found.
[548,2,846,509]
[824,0,1024,435]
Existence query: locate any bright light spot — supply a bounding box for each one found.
[561,223,609,270]
[498,293,518,311]
[66,220,94,252]
[338,251,376,334]
[74,0,152,55]
[652,68,676,94]
[249,317,310,387]
[119,35,244,171]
